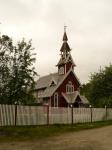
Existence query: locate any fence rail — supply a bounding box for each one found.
[0,104,112,126]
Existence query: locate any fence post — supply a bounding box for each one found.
[105,105,107,121]
[46,104,49,125]
[70,104,73,125]
[15,102,17,126]
[90,105,92,123]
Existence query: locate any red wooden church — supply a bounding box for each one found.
[34,28,89,107]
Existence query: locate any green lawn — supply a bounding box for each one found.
[0,121,112,142]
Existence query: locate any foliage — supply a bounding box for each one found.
[0,35,37,104]
[0,35,13,103]
[80,83,90,99]
[81,64,112,107]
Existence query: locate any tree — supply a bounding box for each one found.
[81,65,112,107]
[0,35,37,104]
[0,35,13,103]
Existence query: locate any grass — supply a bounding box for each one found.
[0,121,112,142]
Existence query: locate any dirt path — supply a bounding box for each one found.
[0,126,112,150]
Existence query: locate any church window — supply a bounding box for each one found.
[54,93,58,107]
[59,67,64,75]
[66,81,74,93]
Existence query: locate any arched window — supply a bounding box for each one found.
[66,81,74,93]
[54,93,58,107]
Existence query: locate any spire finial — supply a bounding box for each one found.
[64,25,67,33]
[63,25,68,41]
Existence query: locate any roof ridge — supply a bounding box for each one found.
[39,72,58,79]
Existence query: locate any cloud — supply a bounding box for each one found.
[0,0,112,83]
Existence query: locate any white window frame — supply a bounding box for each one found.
[66,81,74,93]
[59,67,64,75]
[54,93,58,107]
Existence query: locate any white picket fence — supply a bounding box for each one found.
[0,104,112,126]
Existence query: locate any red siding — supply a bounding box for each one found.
[58,63,74,74]
[51,71,80,107]
[66,62,73,73]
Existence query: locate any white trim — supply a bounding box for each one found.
[66,81,74,93]
[54,92,58,107]
[62,92,70,103]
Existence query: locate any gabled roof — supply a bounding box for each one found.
[41,86,56,98]
[56,53,76,66]
[62,91,89,104]
[54,67,81,91]
[35,72,64,90]
[62,91,79,103]
[80,96,89,104]
[56,57,65,66]
[60,42,71,52]
[35,68,81,98]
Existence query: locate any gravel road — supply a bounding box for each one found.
[0,125,112,150]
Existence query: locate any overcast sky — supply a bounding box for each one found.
[0,0,112,83]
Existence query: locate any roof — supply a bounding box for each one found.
[62,91,79,103]
[62,92,89,104]
[56,58,66,66]
[35,73,64,90]
[63,32,68,41]
[60,41,71,52]
[80,96,89,104]
[35,68,81,98]
[60,30,71,52]
[57,53,76,66]
[41,86,56,98]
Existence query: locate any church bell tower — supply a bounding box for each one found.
[57,27,76,75]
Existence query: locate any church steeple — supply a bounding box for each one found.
[60,26,71,58]
[63,26,68,41]
[57,27,76,75]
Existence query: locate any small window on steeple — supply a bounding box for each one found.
[59,67,64,75]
